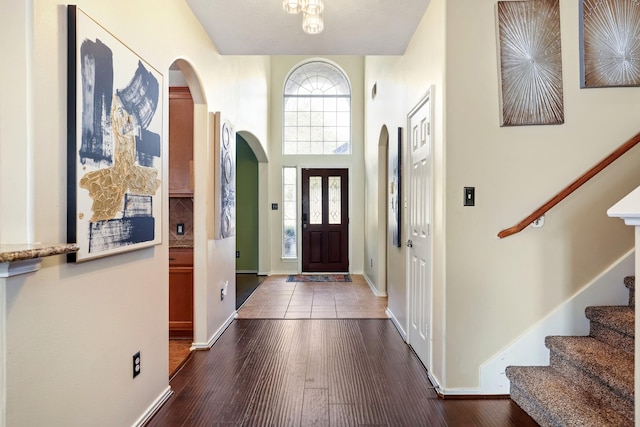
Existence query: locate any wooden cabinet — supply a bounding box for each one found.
[169,248,193,338]
[169,87,194,197]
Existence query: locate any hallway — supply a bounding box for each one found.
[148,319,536,426]
[149,277,537,426]
[236,275,388,319]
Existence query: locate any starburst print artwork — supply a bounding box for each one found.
[580,0,640,87]
[497,0,564,126]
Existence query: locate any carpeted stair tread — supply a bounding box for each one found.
[506,366,632,427]
[545,336,633,400]
[507,277,635,425]
[585,306,634,337]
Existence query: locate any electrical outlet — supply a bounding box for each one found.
[133,351,141,378]
[236,251,240,258]
[220,280,229,301]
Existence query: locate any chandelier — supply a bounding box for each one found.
[282,0,324,35]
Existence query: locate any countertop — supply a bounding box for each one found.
[0,243,79,263]
[169,241,194,249]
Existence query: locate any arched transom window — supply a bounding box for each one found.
[283,61,351,155]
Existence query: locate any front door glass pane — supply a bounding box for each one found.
[328,176,341,224]
[310,176,322,224]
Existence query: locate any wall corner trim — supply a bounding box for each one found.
[386,308,406,340]
[364,273,387,296]
[191,311,236,350]
[132,386,173,427]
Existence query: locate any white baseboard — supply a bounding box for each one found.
[363,273,388,297]
[427,371,445,395]
[386,308,407,341]
[191,311,237,350]
[479,249,634,395]
[386,309,448,396]
[132,386,173,427]
[236,270,258,274]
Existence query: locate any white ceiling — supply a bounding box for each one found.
[185,0,432,55]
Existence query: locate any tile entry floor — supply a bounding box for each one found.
[236,274,388,319]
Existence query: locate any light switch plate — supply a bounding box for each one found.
[464,187,475,206]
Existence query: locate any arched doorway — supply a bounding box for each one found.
[236,130,269,274]
[235,131,269,308]
[167,59,206,377]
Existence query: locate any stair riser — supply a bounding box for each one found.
[507,277,635,426]
[589,322,634,354]
[510,384,557,427]
[549,353,633,419]
[624,276,634,307]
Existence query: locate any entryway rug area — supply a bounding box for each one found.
[287,274,352,282]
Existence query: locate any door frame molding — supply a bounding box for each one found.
[405,87,436,371]
[296,164,352,274]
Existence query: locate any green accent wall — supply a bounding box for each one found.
[236,135,259,271]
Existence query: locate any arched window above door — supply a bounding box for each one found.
[283,61,351,155]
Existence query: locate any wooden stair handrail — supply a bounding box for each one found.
[498,131,640,239]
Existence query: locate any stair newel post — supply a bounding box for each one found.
[607,185,640,427]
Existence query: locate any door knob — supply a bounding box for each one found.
[406,239,413,248]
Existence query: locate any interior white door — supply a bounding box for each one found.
[406,91,433,369]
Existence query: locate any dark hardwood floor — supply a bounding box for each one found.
[148,319,537,426]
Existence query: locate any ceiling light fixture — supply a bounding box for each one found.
[302,12,324,34]
[282,0,304,14]
[282,0,324,34]
[305,0,324,15]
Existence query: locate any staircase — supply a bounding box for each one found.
[506,276,635,427]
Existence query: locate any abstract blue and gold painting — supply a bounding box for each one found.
[67,6,163,262]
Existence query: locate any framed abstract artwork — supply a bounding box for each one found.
[67,6,163,262]
[580,0,640,87]
[496,0,564,126]
[389,127,402,248]
[212,112,236,240]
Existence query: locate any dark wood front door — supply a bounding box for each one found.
[301,169,349,272]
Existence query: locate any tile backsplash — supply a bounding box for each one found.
[169,198,194,247]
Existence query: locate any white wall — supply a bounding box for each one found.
[365,0,640,392]
[364,0,447,383]
[444,0,640,389]
[0,0,33,244]
[268,56,365,275]
[1,1,269,425]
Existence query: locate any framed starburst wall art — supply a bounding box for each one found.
[496,0,564,126]
[580,0,640,87]
[67,6,163,262]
